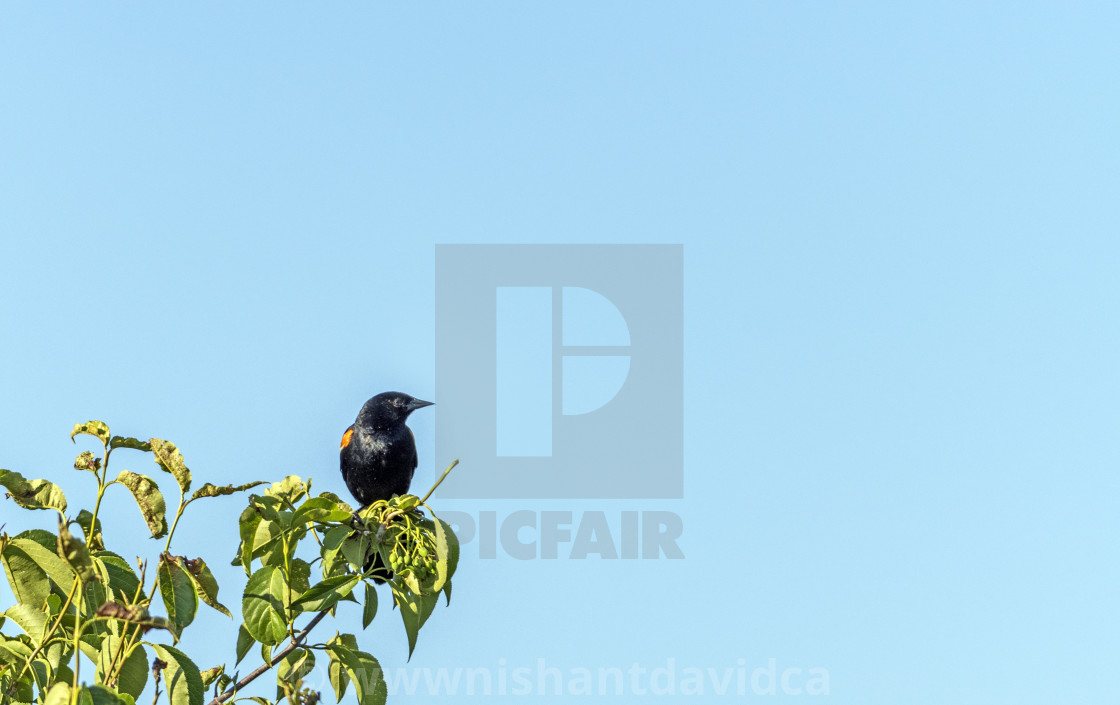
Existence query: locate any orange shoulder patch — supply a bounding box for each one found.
[340,428,354,450]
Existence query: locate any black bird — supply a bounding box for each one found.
[340,391,434,507]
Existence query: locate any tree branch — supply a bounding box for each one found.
[208,610,330,705]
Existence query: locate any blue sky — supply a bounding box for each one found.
[2,3,1118,703]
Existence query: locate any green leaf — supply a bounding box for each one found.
[362,582,377,628]
[189,481,267,502]
[95,636,148,700]
[114,471,168,538]
[199,665,223,688]
[234,624,254,666]
[317,491,354,514]
[3,535,77,606]
[292,574,360,612]
[390,581,440,660]
[248,495,283,523]
[0,469,67,513]
[150,438,191,495]
[57,517,92,572]
[75,509,104,551]
[181,557,231,618]
[288,558,312,596]
[291,497,353,527]
[327,643,387,705]
[235,505,261,574]
[93,551,144,603]
[43,682,72,705]
[85,684,135,705]
[4,604,48,645]
[74,451,101,473]
[275,648,315,698]
[328,646,350,702]
[241,566,288,645]
[1,540,52,608]
[341,532,371,569]
[71,421,111,444]
[265,475,306,505]
[109,436,151,452]
[254,521,290,569]
[152,644,204,705]
[158,555,199,633]
[431,516,459,597]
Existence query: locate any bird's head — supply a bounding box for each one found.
[359,391,434,426]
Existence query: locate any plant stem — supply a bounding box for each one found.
[163,491,186,554]
[418,459,459,505]
[207,610,330,705]
[71,582,83,698]
[7,578,80,695]
[88,443,111,546]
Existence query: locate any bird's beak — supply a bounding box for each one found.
[408,398,434,411]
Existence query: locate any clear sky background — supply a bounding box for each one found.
[2,3,1118,704]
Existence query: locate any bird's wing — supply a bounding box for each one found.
[409,426,418,468]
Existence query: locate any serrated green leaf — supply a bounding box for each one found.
[114,471,168,538]
[158,555,198,633]
[4,604,48,645]
[249,495,283,523]
[292,574,360,612]
[390,581,440,660]
[254,521,290,569]
[431,516,458,596]
[150,438,191,495]
[234,624,254,666]
[288,558,311,597]
[93,551,144,604]
[181,557,231,618]
[275,648,315,699]
[291,497,354,527]
[85,684,135,705]
[327,644,387,705]
[319,525,350,578]
[3,535,77,605]
[341,533,371,569]
[265,475,306,505]
[362,582,377,628]
[1,541,52,608]
[189,481,267,502]
[152,644,204,705]
[71,421,111,444]
[236,505,261,574]
[241,566,288,645]
[95,636,148,700]
[317,491,354,514]
[109,436,151,452]
[0,469,67,513]
[328,645,350,701]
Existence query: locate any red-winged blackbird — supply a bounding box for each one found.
[340,391,433,507]
[340,392,433,582]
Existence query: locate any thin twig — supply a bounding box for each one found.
[207,610,330,705]
[418,460,459,506]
